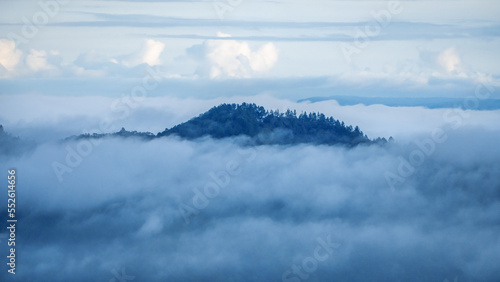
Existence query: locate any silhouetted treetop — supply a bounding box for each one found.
[158,103,379,146]
[0,125,35,156]
[68,103,387,146]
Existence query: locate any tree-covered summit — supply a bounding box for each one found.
[67,103,387,146]
[158,103,382,146]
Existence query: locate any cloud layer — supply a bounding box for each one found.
[1,96,500,281]
[1,128,500,281]
[0,38,166,78]
[2,0,500,88]
[187,32,279,79]
[2,94,499,142]
[0,39,22,73]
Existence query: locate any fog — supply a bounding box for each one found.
[1,96,500,281]
[1,94,499,142]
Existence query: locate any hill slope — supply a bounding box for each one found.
[0,125,35,156]
[66,103,387,146]
[158,103,382,146]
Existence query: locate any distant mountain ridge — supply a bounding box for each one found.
[299,96,500,110]
[0,125,35,156]
[68,103,388,146]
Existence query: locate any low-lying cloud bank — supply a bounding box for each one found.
[0,96,499,281]
[1,94,500,142]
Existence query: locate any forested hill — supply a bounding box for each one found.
[158,103,385,146]
[0,125,20,154]
[68,103,388,146]
[0,125,35,156]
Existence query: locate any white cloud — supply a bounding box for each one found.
[0,39,22,73]
[26,49,58,72]
[121,39,165,67]
[190,32,278,79]
[339,46,480,86]
[1,105,500,281]
[437,47,461,73]
[1,92,500,281]
[0,39,65,77]
[2,94,499,144]
[140,39,165,66]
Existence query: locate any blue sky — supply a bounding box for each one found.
[1,0,500,99]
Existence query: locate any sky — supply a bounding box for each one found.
[1,0,500,99]
[1,1,500,281]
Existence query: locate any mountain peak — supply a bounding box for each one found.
[158,103,382,146]
[68,103,387,146]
